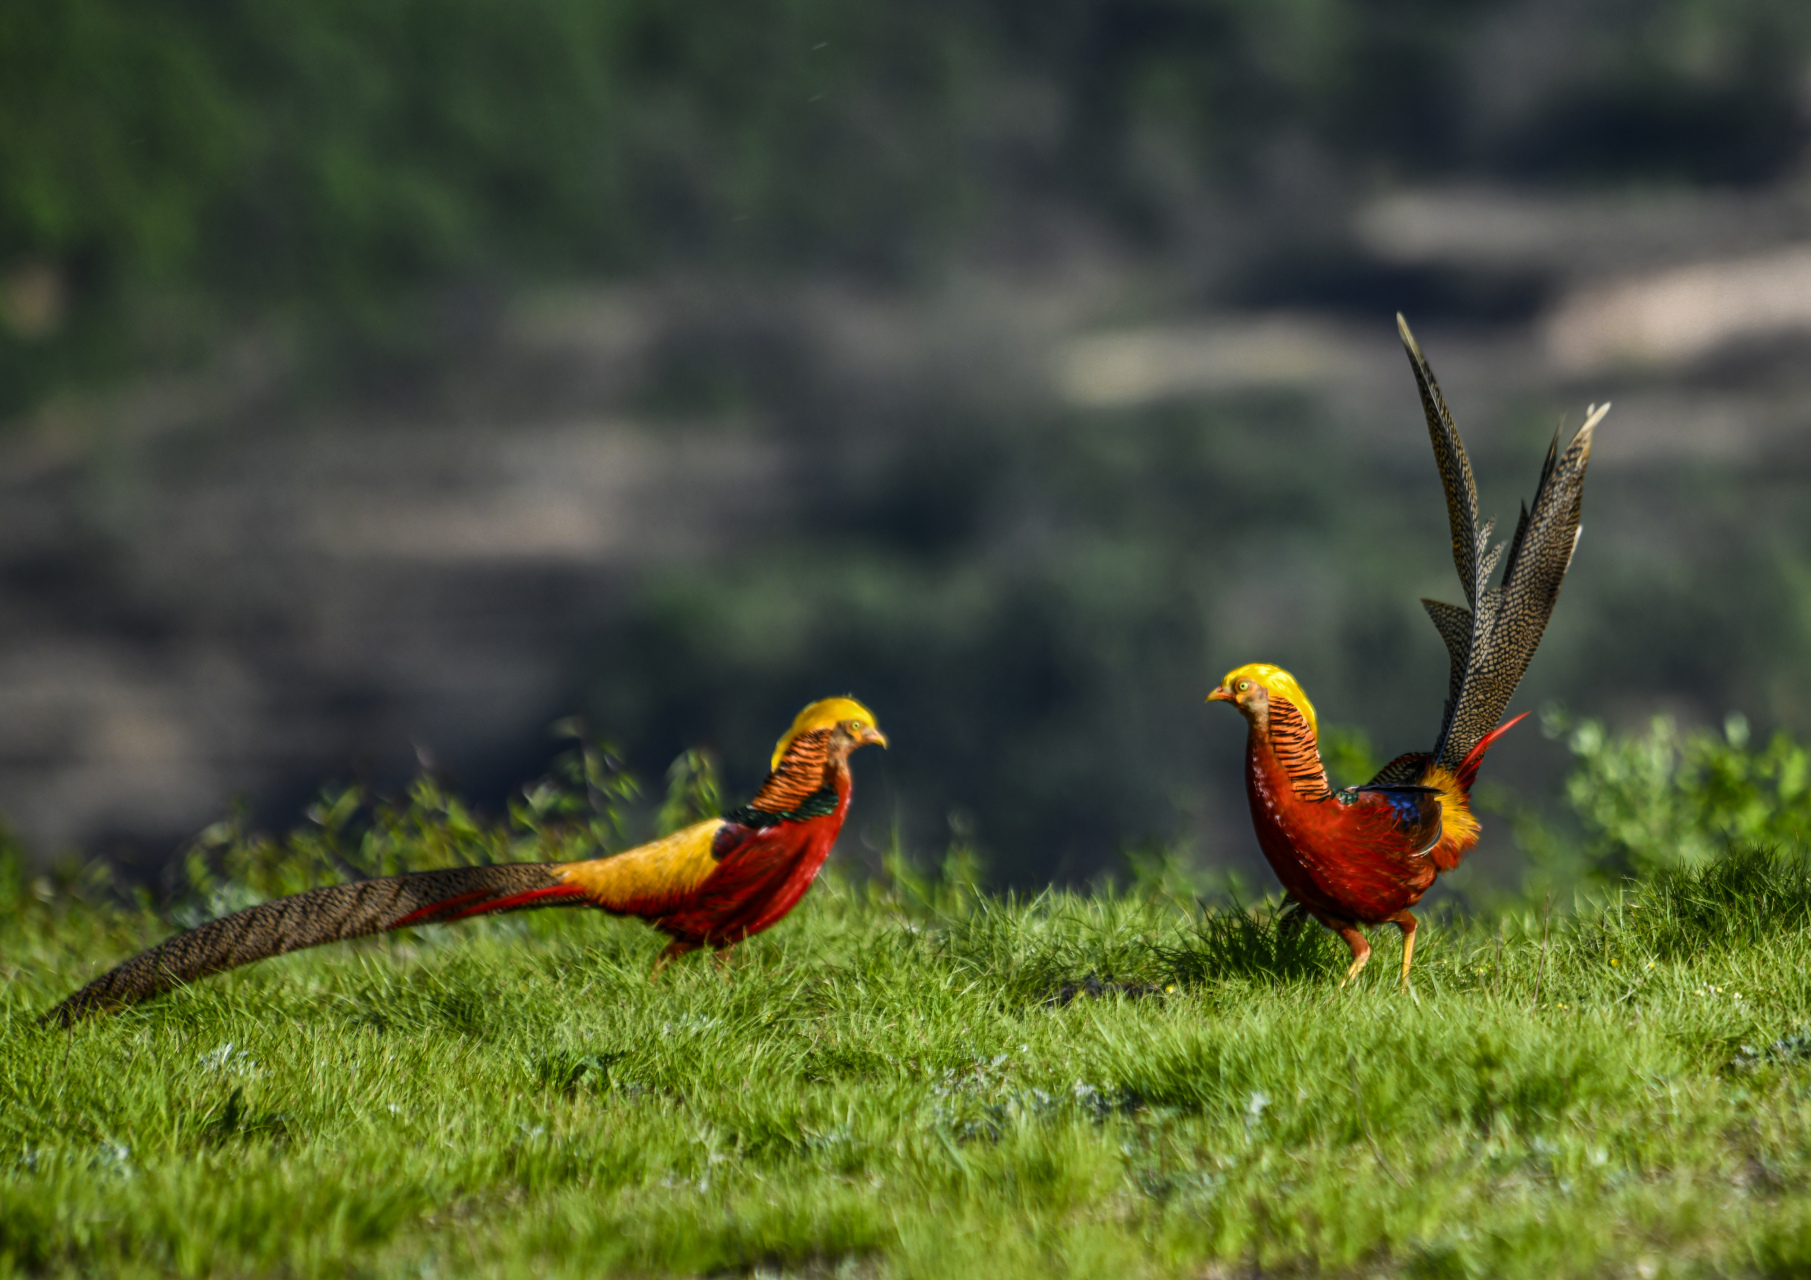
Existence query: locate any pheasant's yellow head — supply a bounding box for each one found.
[1207,663,1318,736]
[772,696,888,768]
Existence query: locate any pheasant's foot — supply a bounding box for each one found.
[1388,910,1419,998]
[1333,924,1371,989]
[650,940,696,981]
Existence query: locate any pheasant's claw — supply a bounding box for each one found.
[1392,911,1418,997]
[651,939,697,981]
[1334,924,1371,989]
[1401,975,1421,1006]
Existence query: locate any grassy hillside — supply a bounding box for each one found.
[9,821,1811,1277]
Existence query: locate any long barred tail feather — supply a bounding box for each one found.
[1398,313,1488,612]
[1396,314,1605,773]
[42,863,587,1026]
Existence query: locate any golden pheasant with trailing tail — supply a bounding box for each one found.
[1208,316,1607,990]
[45,697,885,1024]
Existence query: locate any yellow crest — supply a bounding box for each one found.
[1217,663,1319,739]
[771,696,881,769]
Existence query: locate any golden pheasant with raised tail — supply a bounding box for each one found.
[46,697,885,1024]
[1208,316,1607,990]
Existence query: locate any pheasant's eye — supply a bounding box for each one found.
[1237,680,1250,692]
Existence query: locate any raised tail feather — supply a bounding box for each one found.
[1397,314,1606,773]
[43,863,587,1026]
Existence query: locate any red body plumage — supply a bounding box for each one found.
[1243,731,1439,925]
[648,780,851,948]
[1241,708,1527,927]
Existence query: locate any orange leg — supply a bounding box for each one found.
[1385,909,1420,1000]
[650,939,697,980]
[711,945,737,975]
[1329,921,1371,988]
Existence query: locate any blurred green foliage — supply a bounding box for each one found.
[655,747,723,837]
[5,0,1811,409]
[175,721,644,924]
[1318,724,1381,790]
[1546,709,1811,880]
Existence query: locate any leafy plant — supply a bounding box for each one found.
[1319,724,1380,790]
[175,719,649,928]
[1548,708,1811,877]
[656,748,722,836]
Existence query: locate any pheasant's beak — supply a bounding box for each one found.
[861,726,889,749]
[1206,686,1233,703]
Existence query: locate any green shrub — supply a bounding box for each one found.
[1548,709,1811,878]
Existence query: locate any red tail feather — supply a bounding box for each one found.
[391,882,588,928]
[444,883,590,921]
[390,889,493,928]
[1455,712,1528,793]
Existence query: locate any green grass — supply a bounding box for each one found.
[9,846,1811,1278]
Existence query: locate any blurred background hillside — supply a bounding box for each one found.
[3,0,1811,899]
